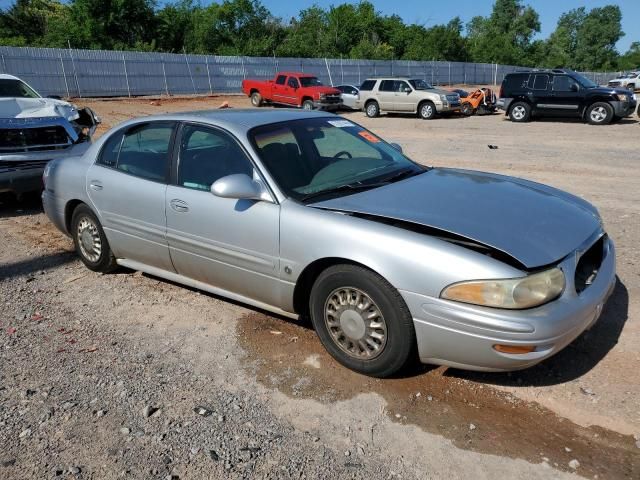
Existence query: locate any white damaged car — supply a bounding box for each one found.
[1,74,99,197]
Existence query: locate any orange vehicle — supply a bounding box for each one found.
[451,88,497,116]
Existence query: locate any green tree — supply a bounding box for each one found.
[619,42,640,70]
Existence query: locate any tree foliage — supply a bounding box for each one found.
[0,0,635,71]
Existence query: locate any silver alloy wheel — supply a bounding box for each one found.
[303,101,314,110]
[324,287,387,360]
[512,105,526,120]
[421,104,433,118]
[251,94,260,106]
[367,103,377,117]
[76,217,102,263]
[590,106,608,123]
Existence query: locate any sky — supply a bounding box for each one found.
[0,0,637,52]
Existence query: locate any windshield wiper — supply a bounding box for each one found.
[300,183,381,203]
[378,167,424,184]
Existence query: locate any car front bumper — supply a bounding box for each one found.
[611,99,637,117]
[401,235,616,372]
[314,101,342,111]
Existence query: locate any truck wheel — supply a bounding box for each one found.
[627,84,635,91]
[250,92,263,107]
[586,102,613,125]
[418,101,436,120]
[508,102,531,122]
[461,102,474,116]
[365,101,379,118]
[302,100,315,110]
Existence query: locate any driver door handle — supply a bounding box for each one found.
[89,181,103,191]
[170,199,189,213]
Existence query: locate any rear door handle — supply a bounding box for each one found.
[89,181,103,191]
[170,199,189,212]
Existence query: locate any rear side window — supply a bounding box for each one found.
[287,77,299,88]
[116,123,174,182]
[360,80,376,91]
[530,74,549,90]
[276,75,287,85]
[379,80,394,92]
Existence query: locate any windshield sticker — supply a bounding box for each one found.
[358,131,381,143]
[327,120,355,128]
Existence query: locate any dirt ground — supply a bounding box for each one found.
[1,94,639,479]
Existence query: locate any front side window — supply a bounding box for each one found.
[116,123,174,182]
[552,76,579,92]
[394,81,411,92]
[250,118,425,202]
[178,125,253,191]
[299,76,323,87]
[0,79,40,98]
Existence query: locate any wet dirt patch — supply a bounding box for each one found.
[237,312,639,479]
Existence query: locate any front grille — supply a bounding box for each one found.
[608,81,621,87]
[575,235,606,294]
[446,94,461,106]
[323,95,342,104]
[0,126,71,153]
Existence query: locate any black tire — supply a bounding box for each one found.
[302,99,315,111]
[461,102,474,116]
[71,204,117,273]
[627,84,635,91]
[365,100,379,118]
[586,102,614,125]
[250,92,262,107]
[418,101,437,120]
[309,264,416,378]
[508,101,531,122]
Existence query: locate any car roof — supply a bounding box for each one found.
[0,74,21,81]
[112,108,335,133]
[276,72,318,78]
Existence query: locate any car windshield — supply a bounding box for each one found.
[408,79,434,90]
[299,77,323,87]
[571,73,598,88]
[250,118,425,203]
[624,73,639,78]
[0,79,41,98]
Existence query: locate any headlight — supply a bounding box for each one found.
[319,94,327,100]
[617,93,628,102]
[440,94,447,102]
[440,267,565,309]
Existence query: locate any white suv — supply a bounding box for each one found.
[608,72,640,91]
[356,77,461,119]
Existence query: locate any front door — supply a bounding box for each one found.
[165,123,281,306]
[393,80,415,111]
[86,121,175,271]
[547,75,582,117]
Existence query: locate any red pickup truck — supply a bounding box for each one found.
[241,72,342,111]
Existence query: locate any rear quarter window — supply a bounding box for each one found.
[360,80,376,91]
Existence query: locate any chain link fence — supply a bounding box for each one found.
[0,46,621,98]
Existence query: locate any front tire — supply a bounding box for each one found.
[309,264,416,378]
[586,102,613,125]
[418,101,437,120]
[508,101,531,122]
[302,99,315,110]
[71,204,117,273]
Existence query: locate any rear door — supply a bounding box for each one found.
[86,121,176,271]
[165,123,281,306]
[272,75,288,104]
[527,73,552,113]
[377,80,396,111]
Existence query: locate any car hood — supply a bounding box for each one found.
[0,97,79,121]
[587,86,631,96]
[304,86,341,95]
[311,168,601,269]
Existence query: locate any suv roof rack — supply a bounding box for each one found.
[514,68,573,74]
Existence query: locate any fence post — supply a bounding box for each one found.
[122,54,131,97]
[0,54,5,73]
[324,58,333,86]
[205,56,213,95]
[241,56,246,79]
[340,56,344,84]
[67,41,81,98]
[183,48,196,94]
[59,54,70,98]
[162,59,169,96]
[357,61,361,85]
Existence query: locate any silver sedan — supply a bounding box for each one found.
[42,109,616,377]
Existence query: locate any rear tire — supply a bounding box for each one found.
[71,204,117,273]
[250,92,263,107]
[365,101,379,118]
[586,102,613,125]
[309,264,416,378]
[418,101,437,120]
[508,101,531,122]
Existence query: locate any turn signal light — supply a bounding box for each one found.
[493,344,537,355]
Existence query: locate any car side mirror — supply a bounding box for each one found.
[570,84,579,92]
[211,174,271,202]
[390,143,403,153]
[404,88,412,94]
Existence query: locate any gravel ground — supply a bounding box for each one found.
[1,94,639,479]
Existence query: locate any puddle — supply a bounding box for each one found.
[237,313,638,479]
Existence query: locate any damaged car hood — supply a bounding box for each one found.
[311,168,602,269]
[0,97,80,121]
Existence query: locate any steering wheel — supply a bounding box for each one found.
[333,150,353,159]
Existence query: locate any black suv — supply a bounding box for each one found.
[498,69,637,125]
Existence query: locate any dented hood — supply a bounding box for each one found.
[0,97,80,121]
[311,168,602,269]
